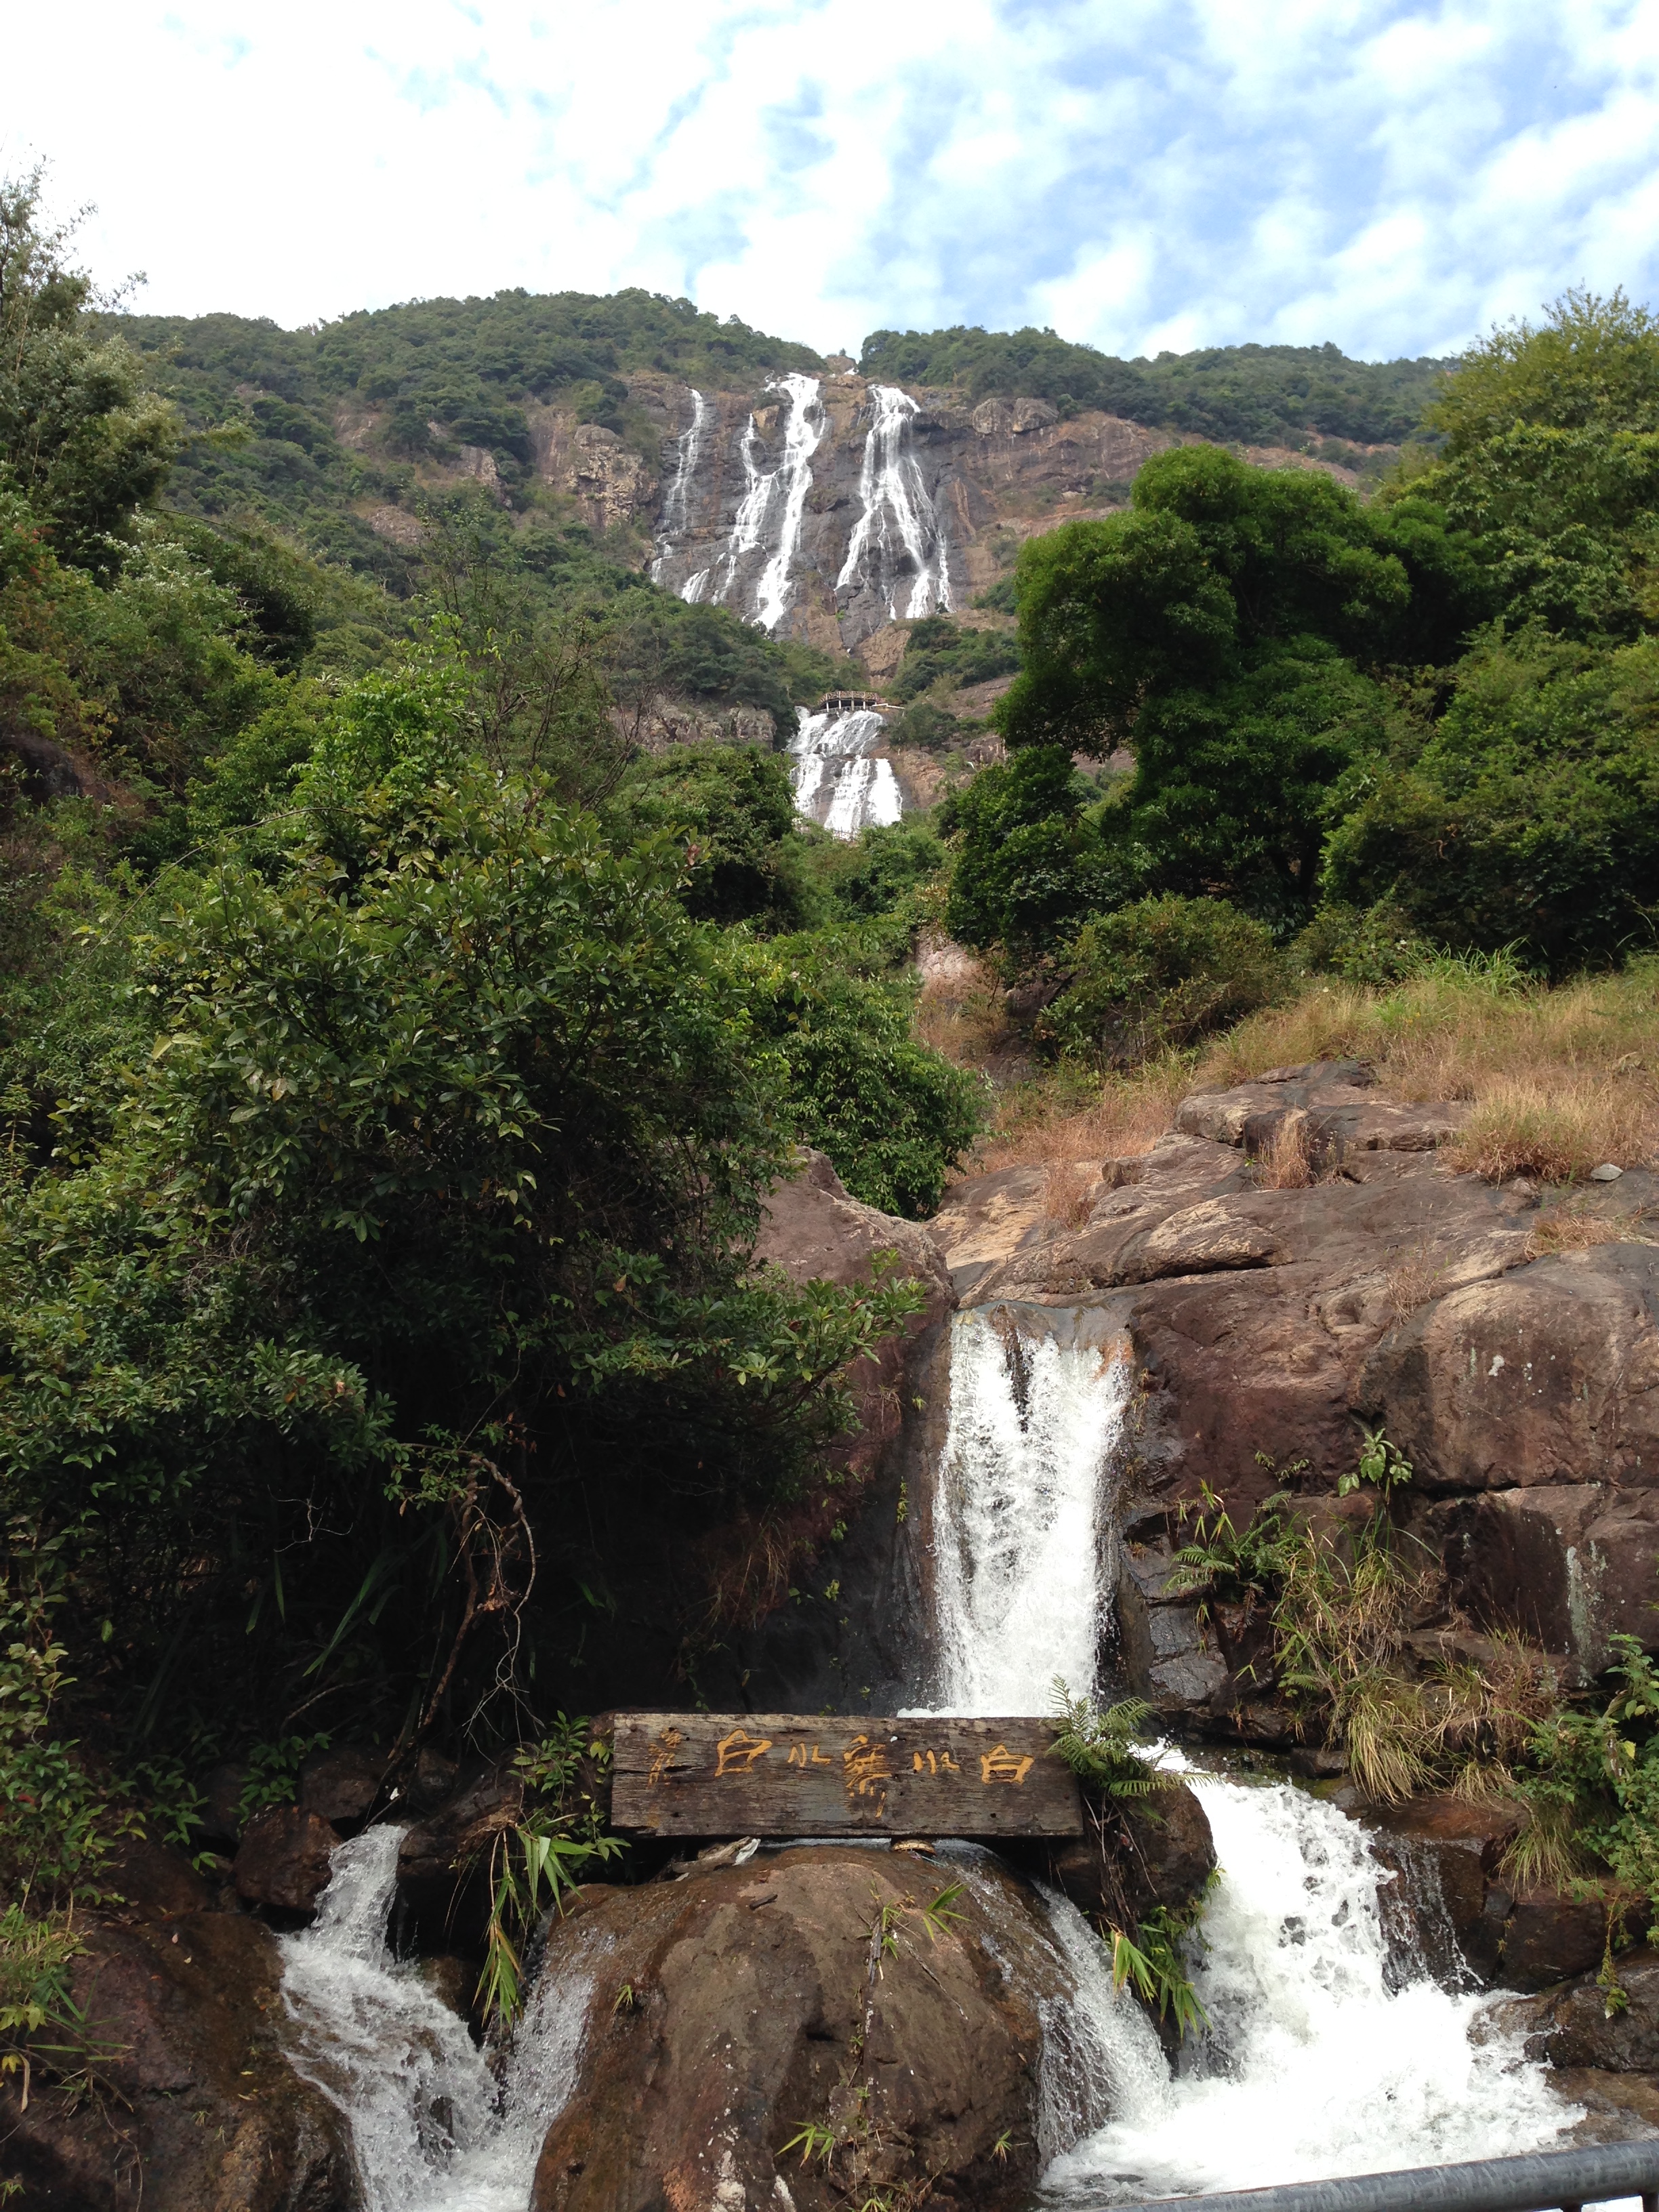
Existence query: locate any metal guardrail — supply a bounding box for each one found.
[1112,2142,1659,2212]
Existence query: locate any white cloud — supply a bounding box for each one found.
[2,0,1658,363]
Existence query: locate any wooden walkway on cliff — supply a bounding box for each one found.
[814,692,896,716]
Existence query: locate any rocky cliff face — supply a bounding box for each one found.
[639,371,1176,661]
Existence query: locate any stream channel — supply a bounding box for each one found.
[275,1307,1608,2209]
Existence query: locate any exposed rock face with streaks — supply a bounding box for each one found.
[642,370,1179,657]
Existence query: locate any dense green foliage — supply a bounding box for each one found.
[891,614,1020,702]
[0,173,981,1991]
[946,293,1659,985]
[1039,896,1282,1064]
[861,326,1449,448]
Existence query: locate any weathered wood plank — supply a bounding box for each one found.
[609,1713,1082,1838]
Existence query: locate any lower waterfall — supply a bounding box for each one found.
[930,1307,1131,1715]
[788,704,903,838]
[1038,1774,1576,2203]
[279,1826,596,2212]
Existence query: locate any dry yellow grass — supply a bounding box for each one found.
[1196,962,1659,1183]
[919,944,1659,1191]
[1254,1110,1316,1189]
[1525,1200,1653,1257]
[970,1057,1193,1177]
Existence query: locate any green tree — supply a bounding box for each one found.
[994,446,1483,926]
[0,169,175,574]
[0,665,924,1749]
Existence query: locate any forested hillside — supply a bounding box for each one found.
[860,326,1449,449]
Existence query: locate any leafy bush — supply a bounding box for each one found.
[891,615,1019,703]
[737,931,983,1216]
[1323,629,1659,972]
[1040,896,1281,1064]
[607,744,811,930]
[942,746,1128,968]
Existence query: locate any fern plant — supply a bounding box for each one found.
[1048,1681,1170,1797]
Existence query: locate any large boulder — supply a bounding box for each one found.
[527,1844,1084,2211]
[0,1846,350,2209]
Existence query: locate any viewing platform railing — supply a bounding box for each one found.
[1113,2143,1659,2212]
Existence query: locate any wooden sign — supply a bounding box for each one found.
[609,1713,1082,1839]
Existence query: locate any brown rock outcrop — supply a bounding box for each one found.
[1,1849,350,2209]
[528,1845,1078,2212]
[920,1062,1659,1708]
[1490,1946,1659,2068]
[233,1806,341,1915]
[753,1147,953,1488]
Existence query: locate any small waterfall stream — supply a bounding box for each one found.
[652,388,708,593]
[788,704,902,838]
[1038,1775,1575,2203]
[930,1308,1131,1714]
[837,382,952,621]
[279,1826,597,2212]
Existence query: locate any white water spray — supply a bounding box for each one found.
[788,705,903,838]
[652,388,708,587]
[708,373,822,631]
[279,1827,596,2212]
[930,1309,1130,1715]
[838,383,952,619]
[1040,1775,1578,2201]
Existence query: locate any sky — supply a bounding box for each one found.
[6,0,1659,364]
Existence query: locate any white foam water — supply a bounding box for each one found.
[930,1309,1130,1715]
[1040,1774,1579,2203]
[837,383,952,619]
[279,1826,596,2212]
[788,705,902,838]
[652,387,708,588]
[707,373,822,631]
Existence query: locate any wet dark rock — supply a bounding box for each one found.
[298,1742,388,1828]
[1031,1782,1216,1933]
[1502,1883,1610,1992]
[0,1908,351,2209]
[234,1806,342,1916]
[197,1758,252,1845]
[529,1844,1062,2212]
[1361,1792,1523,1984]
[396,1760,529,1947]
[1490,1946,1659,2069]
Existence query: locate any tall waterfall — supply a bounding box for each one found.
[788,705,903,838]
[652,388,708,593]
[930,1309,1130,1715]
[837,383,952,621]
[1040,1774,1575,2199]
[279,1827,597,2212]
[707,373,822,631]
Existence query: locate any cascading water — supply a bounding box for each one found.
[706,373,822,631]
[279,1826,598,2212]
[1038,1773,1576,2203]
[788,705,902,838]
[652,388,708,593]
[930,1308,1132,1715]
[918,1302,1580,2197]
[837,383,952,621]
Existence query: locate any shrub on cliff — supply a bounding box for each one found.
[736,928,983,1216]
[1040,895,1282,1065]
